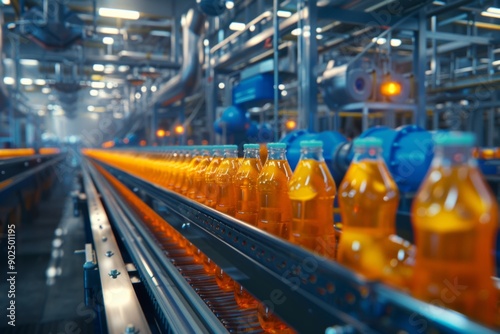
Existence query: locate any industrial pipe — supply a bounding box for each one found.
[150,9,205,107]
[0,12,9,111]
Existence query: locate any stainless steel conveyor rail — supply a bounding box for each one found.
[87,157,499,334]
[83,160,228,333]
[81,163,151,334]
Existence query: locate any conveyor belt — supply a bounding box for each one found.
[83,156,499,334]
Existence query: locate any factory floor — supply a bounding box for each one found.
[0,170,94,333]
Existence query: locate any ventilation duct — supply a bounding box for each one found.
[151,9,205,107]
[20,0,83,51]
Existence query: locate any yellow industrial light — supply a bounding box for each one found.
[98,7,140,20]
[285,119,297,130]
[380,81,402,97]
[175,125,185,135]
[102,140,115,148]
[156,129,165,138]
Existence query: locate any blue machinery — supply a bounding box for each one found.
[79,142,500,333]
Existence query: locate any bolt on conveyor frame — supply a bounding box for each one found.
[85,156,498,334]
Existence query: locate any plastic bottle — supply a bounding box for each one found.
[215,145,239,216]
[165,150,181,190]
[234,143,262,308]
[256,142,293,333]
[235,144,263,225]
[205,146,224,209]
[174,148,191,193]
[182,146,202,197]
[411,132,498,325]
[288,140,336,259]
[337,137,413,288]
[257,142,293,239]
[191,147,212,203]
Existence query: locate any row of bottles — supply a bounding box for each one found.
[83,131,498,329]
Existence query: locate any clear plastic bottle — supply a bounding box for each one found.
[183,146,202,197]
[174,148,192,193]
[215,145,239,216]
[235,144,263,225]
[411,132,498,325]
[191,147,212,203]
[234,143,262,309]
[288,140,336,259]
[337,137,413,288]
[205,146,224,209]
[256,142,294,333]
[257,142,293,239]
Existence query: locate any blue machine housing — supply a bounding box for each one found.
[356,125,434,193]
[281,125,435,193]
[281,129,348,185]
[233,73,276,109]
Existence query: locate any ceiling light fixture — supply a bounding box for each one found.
[487,7,500,14]
[90,89,99,96]
[390,38,402,47]
[229,22,246,31]
[20,78,33,85]
[226,1,235,9]
[20,59,39,66]
[91,81,106,89]
[98,7,140,20]
[35,79,46,85]
[103,37,114,45]
[2,0,11,5]
[93,64,105,71]
[482,11,500,19]
[3,77,14,85]
[277,10,292,18]
[97,27,121,34]
[87,105,95,112]
[118,65,130,72]
[291,28,301,36]
[42,87,51,94]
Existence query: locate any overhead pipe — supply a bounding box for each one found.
[150,9,205,107]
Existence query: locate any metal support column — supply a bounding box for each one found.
[206,41,216,144]
[414,9,427,129]
[273,0,280,141]
[297,0,318,132]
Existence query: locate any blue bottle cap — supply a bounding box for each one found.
[300,140,323,148]
[353,137,383,148]
[433,131,476,146]
[244,143,260,149]
[267,142,286,149]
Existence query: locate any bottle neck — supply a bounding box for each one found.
[212,149,223,158]
[223,149,238,159]
[243,148,260,160]
[353,146,382,163]
[267,148,286,160]
[300,147,324,162]
[434,145,475,167]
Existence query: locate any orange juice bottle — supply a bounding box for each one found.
[411,132,498,325]
[182,146,202,196]
[235,144,263,225]
[337,137,412,288]
[234,143,262,309]
[257,142,293,239]
[205,146,224,208]
[215,145,239,216]
[165,150,181,189]
[288,140,336,259]
[190,147,212,203]
[174,148,192,194]
[257,142,294,333]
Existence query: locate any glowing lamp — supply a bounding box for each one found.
[139,140,147,146]
[156,129,165,137]
[285,120,297,130]
[380,81,402,96]
[175,125,185,135]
